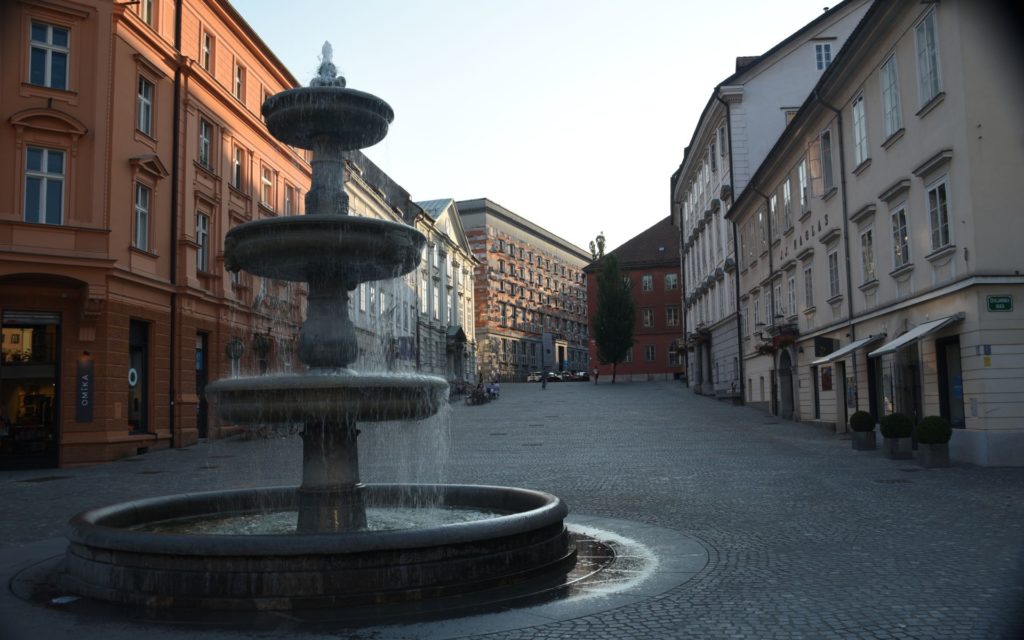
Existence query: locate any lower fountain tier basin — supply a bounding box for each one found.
[223,215,425,284]
[63,484,574,610]
[261,86,394,151]
[205,373,448,424]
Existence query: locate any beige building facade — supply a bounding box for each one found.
[729,1,1024,465]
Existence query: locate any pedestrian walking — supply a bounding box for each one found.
[593,367,599,384]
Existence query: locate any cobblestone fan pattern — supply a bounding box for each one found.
[2,382,1023,639]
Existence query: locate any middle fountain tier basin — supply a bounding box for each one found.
[224,215,426,284]
[63,484,574,610]
[206,372,449,424]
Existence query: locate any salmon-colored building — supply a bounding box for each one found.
[585,217,684,381]
[0,0,309,468]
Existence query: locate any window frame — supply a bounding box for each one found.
[851,93,869,167]
[133,181,152,251]
[666,306,680,327]
[915,8,942,107]
[820,129,835,192]
[815,42,832,70]
[233,62,246,102]
[196,211,211,273]
[644,345,656,362]
[665,273,678,290]
[28,21,70,91]
[891,205,911,269]
[860,227,876,283]
[827,250,841,298]
[926,176,952,251]
[803,266,814,309]
[23,145,66,225]
[137,75,154,137]
[260,164,274,208]
[198,118,213,169]
[231,145,244,190]
[880,54,902,138]
[642,307,653,328]
[641,274,653,292]
[201,30,214,72]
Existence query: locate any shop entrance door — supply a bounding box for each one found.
[1,311,61,469]
[196,332,209,438]
[936,336,965,428]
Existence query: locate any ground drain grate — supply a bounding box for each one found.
[17,475,72,484]
[528,423,544,427]
[136,470,163,475]
[874,478,912,484]
[899,468,920,472]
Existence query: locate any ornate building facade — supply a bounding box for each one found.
[458,199,590,382]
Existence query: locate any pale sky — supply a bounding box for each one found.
[236,0,844,253]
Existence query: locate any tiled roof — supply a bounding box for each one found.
[585,217,679,272]
[416,198,453,220]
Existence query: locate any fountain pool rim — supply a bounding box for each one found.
[68,484,567,556]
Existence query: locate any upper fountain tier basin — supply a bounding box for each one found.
[224,215,424,285]
[262,86,394,151]
[206,372,448,425]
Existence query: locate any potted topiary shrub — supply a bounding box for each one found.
[916,415,952,468]
[879,413,913,460]
[849,411,876,451]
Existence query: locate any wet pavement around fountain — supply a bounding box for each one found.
[2,380,1024,639]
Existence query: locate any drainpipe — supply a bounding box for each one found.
[814,90,858,415]
[167,0,183,448]
[677,220,688,384]
[714,91,744,404]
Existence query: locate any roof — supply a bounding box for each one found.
[585,217,679,272]
[456,198,590,262]
[416,198,454,220]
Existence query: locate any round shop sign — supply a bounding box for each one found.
[128,367,139,388]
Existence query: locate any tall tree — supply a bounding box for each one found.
[592,254,634,383]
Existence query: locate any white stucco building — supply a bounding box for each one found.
[729,0,1024,465]
[671,0,870,400]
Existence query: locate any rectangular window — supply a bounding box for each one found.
[645,345,656,362]
[139,0,154,26]
[24,146,64,225]
[642,308,653,328]
[916,10,941,105]
[880,55,902,137]
[927,179,951,251]
[891,207,910,268]
[260,166,273,207]
[418,276,426,313]
[782,180,792,230]
[860,228,876,282]
[201,32,213,71]
[359,283,367,312]
[284,184,295,215]
[29,22,69,90]
[137,76,154,136]
[432,285,440,320]
[233,63,245,101]
[198,119,212,168]
[134,183,151,250]
[196,212,210,272]
[804,266,814,308]
[769,193,778,239]
[787,275,796,316]
[821,130,834,191]
[666,306,679,327]
[852,94,868,166]
[828,250,840,298]
[641,274,653,291]
[773,284,783,317]
[231,147,243,189]
[798,158,808,211]
[624,347,633,363]
[815,43,832,70]
[665,273,678,290]
[753,296,760,327]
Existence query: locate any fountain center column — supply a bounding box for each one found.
[305,137,349,215]
[297,419,366,532]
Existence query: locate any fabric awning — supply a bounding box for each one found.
[868,313,964,358]
[811,333,887,365]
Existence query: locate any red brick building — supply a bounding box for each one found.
[585,217,684,381]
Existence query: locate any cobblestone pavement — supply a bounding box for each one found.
[2,380,1023,639]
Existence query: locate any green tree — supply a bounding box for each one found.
[592,253,634,383]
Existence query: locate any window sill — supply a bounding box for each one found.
[888,262,914,279]
[858,278,879,293]
[826,294,844,306]
[852,158,872,176]
[881,128,905,150]
[915,91,945,119]
[134,129,158,150]
[822,186,839,202]
[129,245,159,259]
[20,82,79,105]
[798,208,812,222]
[925,244,957,264]
[803,306,816,316]
[257,202,276,217]
[194,160,218,179]
[783,226,795,238]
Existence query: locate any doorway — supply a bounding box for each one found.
[196,332,209,438]
[778,350,794,420]
[1,311,61,469]
[936,336,965,428]
[835,361,848,433]
[128,320,149,434]
[811,365,821,419]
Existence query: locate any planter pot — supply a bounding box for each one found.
[917,443,950,468]
[883,436,913,460]
[851,430,876,451]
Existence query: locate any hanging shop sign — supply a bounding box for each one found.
[76,355,94,423]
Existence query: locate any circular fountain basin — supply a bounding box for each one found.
[205,372,448,424]
[262,86,394,150]
[63,485,573,610]
[224,215,425,284]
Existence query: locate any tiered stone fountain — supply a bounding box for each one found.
[62,44,573,610]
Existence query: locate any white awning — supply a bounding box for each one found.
[811,333,887,365]
[868,313,964,358]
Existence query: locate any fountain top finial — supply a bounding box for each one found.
[311,40,346,88]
